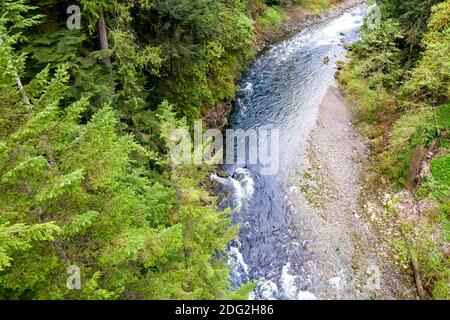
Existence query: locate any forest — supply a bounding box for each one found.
[0,0,270,300]
[0,0,448,300]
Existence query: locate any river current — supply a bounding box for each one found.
[212,4,369,300]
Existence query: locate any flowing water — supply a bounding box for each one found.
[212,5,369,300]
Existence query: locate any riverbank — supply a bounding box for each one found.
[210,4,384,299]
[335,0,450,299]
[288,84,418,299]
[253,0,365,52]
[209,1,424,300]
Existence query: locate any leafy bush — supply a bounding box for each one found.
[257,7,285,29]
[299,0,332,13]
[429,155,450,200]
[395,214,450,300]
[385,108,436,186]
[352,19,404,89]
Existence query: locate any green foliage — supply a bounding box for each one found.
[147,0,254,119]
[227,282,257,300]
[436,103,450,129]
[339,64,392,125]
[298,0,332,13]
[352,19,404,89]
[25,30,86,66]
[381,0,443,49]
[0,0,42,31]
[385,108,436,186]
[401,2,450,102]
[0,1,240,299]
[394,214,450,300]
[264,0,334,13]
[61,211,99,238]
[429,155,450,200]
[0,60,237,298]
[0,222,60,271]
[341,0,450,299]
[257,7,285,29]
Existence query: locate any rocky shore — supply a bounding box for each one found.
[287,84,418,299]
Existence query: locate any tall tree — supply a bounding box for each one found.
[79,0,114,66]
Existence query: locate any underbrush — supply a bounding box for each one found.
[298,0,333,13]
[393,208,449,300]
[257,7,286,29]
[340,61,449,301]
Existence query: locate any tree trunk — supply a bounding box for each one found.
[432,102,440,137]
[14,71,30,105]
[410,252,426,300]
[98,11,111,66]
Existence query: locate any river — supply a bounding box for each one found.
[212,4,370,300]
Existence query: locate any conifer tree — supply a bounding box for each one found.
[1,0,242,300]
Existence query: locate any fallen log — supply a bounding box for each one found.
[410,251,426,300]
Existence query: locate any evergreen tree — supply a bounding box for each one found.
[0,0,241,299]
